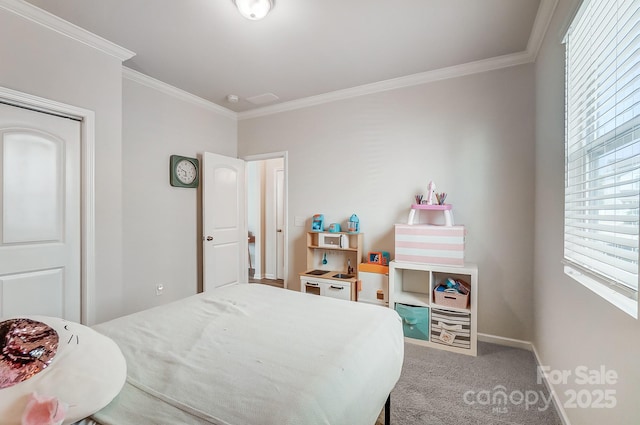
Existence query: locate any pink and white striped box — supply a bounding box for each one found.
[394,224,465,266]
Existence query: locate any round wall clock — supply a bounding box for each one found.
[170,155,200,188]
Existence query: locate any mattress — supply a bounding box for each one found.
[91,284,404,425]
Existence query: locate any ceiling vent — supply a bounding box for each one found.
[246,93,279,105]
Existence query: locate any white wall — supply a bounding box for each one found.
[534,0,640,423]
[239,64,536,340]
[0,7,238,321]
[121,77,237,314]
[0,8,125,324]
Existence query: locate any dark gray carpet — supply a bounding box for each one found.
[377,342,563,425]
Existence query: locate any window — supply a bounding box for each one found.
[563,0,640,317]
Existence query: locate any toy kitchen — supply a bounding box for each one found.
[300,214,362,301]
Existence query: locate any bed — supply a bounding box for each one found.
[87,283,404,425]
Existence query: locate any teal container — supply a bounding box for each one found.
[395,303,430,341]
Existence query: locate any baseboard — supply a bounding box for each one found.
[530,344,572,425]
[477,333,533,351]
[478,333,571,425]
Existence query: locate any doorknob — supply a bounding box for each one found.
[277,229,283,233]
[205,236,213,241]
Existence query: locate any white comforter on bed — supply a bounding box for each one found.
[91,284,404,425]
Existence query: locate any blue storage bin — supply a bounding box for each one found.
[395,303,430,341]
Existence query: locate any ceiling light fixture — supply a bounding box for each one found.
[234,0,273,20]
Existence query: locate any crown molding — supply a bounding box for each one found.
[238,0,558,120]
[0,0,135,61]
[238,50,533,120]
[526,0,560,61]
[122,67,237,120]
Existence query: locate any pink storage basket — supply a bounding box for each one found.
[433,280,470,309]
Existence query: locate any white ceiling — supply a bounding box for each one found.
[23,0,543,113]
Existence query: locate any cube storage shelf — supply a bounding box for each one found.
[389,260,478,356]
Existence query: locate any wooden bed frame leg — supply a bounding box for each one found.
[385,394,391,425]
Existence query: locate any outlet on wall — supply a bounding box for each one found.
[155,283,164,296]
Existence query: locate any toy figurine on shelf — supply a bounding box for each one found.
[347,214,360,234]
[426,181,436,205]
[311,214,324,232]
[368,251,391,266]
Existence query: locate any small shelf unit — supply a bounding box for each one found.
[305,232,363,274]
[389,260,478,356]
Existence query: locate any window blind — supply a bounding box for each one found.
[564,0,640,293]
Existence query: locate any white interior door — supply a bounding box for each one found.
[0,103,81,321]
[202,152,246,291]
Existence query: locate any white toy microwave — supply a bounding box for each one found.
[318,233,349,248]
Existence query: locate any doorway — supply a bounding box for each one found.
[244,152,287,289]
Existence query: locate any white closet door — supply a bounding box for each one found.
[0,103,81,321]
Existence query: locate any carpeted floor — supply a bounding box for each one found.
[376,341,563,425]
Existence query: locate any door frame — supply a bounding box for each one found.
[242,151,288,289]
[274,167,285,280]
[0,86,96,325]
